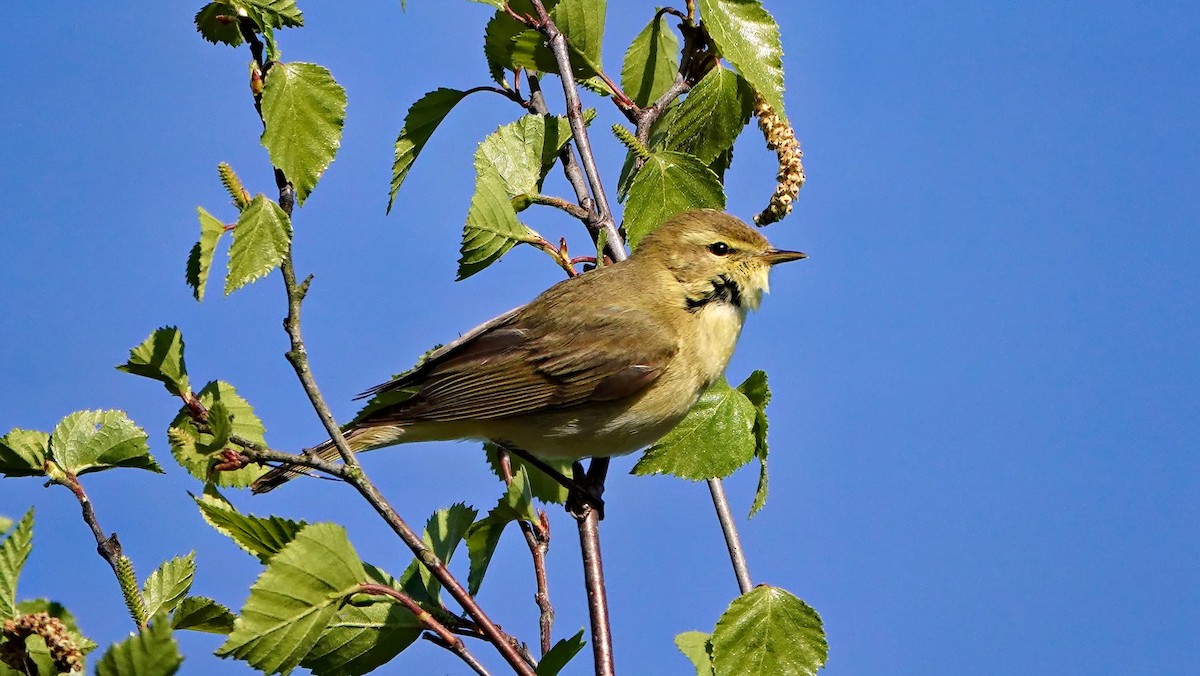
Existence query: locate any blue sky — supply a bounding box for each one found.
[2,2,1197,674]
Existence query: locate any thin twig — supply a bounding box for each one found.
[359,583,491,676]
[576,509,614,676]
[707,478,752,594]
[528,194,591,221]
[497,450,555,656]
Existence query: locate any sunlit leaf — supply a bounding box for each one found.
[632,377,756,480]
[710,586,827,676]
[169,381,268,488]
[260,62,346,204]
[536,628,587,675]
[172,596,236,635]
[389,88,468,212]
[49,410,161,476]
[622,14,680,107]
[187,207,225,302]
[465,468,538,594]
[0,429,49,478]
[225,195,292,295]
[676,630,715,675]
[624,150,725,248]
[193,491,303,562]
[117,327,190,397]
[96,613,182,676]
[660,65,754,164]
[142,553,196,620]
[695,0,786,122]
[0,509,34,620]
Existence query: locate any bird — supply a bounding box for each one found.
[250,209,805,494]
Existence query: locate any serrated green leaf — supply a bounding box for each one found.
[12,599,98,675]
[624,150,725,248]
[225,195,292,294]
[485,443,572,504]
[169,381,267,487]
[187,207,225,302]
[302,564,422,676]
[217,523,367,675]
[661,65,754,164]
[117,327,190,397]
[200,400,234,455]
[711,586,827,676]
[458,164,534,279]
[483,11,528,84]
[696,0,786,122]
[194,491,303,562]
[49,410,160,476]
[736,370,771,517]
[388,88,468,212]
[415,504,478,604]
[194,3,244,47]
[536,628,587,675]
[236,0,304,30]
[142,553,196,620]
[622,14,681,108]
[96,613,182,676]
[172,596,236,635]
[260,62,345,205]
[676,631,715,675]
[0,509,34,619]
[0,429,49,478]
[632,377,756,480]
[465,468,538,595]
[506,0,604,78]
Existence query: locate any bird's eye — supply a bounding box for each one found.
[708,242,732,256]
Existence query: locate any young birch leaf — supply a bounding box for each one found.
[0,509,34,620]
[624,150,725,248]
[218,523,367,674]
[508,0,605,78]
[695,0,787,122]
[260,62,346,205]
[169,381,267,488]
[193,491,304,562]
[49,410,161,476]
[301,564,422,676]
[632,377,756,480]
[710,586,827,676]
[172,596,236,635]
[194,3,243,47]
[0,429,50,478]
[465,467,538,595]
[661,65,754,164]
[676,631,716,675]
[225,195,292,295]
[187,207,225,302]
[142,553,196,620]
[117,327,190,397]
[96,613,183,676]
[485,442,572,504]
[622,14,681,107]
[389,88,468,212]
[536,628,587,676]
[237,0,304,30]
[737,370,772,517]
[483,12,527,83]
[459,165,538,279]
[416,503,478,603]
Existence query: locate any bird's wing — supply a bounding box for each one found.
[356,302,678,425]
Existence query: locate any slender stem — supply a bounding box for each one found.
[528,194,591,221]
[359,583,491,676]
[576,511,614,676]
[707,478,752,594]
[498,451,555,656]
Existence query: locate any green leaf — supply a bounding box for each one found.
[505,0,604,78]
[736,370,771,517]
[388,88,468,212]
[194,491,304,563]
[0,517,10,533]
[217,523,367,675]
[117,327,190,397]
[187,207,225,302]
[536,629,587,675]
[696,0,786,122]
[459,164,538,279]
[632,377,756,480]
[710,586,827,676]
[225,195,292,294]
[623,150,726,248]
[483,11,528,83]
[485,443,572,504]
[142,553,196,620]
[414,504,478,603]
[260,62,346,205]
[301,564,422,676]
[622,14,681,107]
[49,410,161,476]
[236,0,304,30]
[172,596,236,635]
[169,381,268,488]
[12,599,98,674]
[676,631,715,675]
[0,509,34,620]
[194,3,244,47]
[0,429,49,478]
[661,65,754,164]
[96,613,183,676]
[465,467,538,594]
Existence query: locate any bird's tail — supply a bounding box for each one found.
[250,434,349,494]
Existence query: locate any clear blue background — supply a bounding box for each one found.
[2,2,1197,674]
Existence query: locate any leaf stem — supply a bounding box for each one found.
[497,450,555,656]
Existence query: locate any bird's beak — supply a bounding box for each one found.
[760,248,807,265]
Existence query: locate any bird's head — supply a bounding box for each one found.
[635,209,806,311]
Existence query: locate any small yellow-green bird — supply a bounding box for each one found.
[251,209,804,493]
